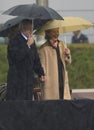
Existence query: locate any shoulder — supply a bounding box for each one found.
[59,40,64,44]
[40,41,49,49]
[9,33,23,46]
[11,33,21,42]
[59,40,65,47]
[81,34,88,38]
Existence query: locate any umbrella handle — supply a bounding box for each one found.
[64,36,67,48]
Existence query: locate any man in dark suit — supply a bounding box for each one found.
[6,19,46,100]
[71,30,89,43]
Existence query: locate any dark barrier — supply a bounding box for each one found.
[0,99,94,130]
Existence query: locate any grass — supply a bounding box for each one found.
[0,44,8,84]
[67,44,94,89]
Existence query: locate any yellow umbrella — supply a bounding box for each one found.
[36,16,94,35]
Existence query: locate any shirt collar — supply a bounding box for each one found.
[77,32,81,39]
[21,32,28,40]
[48,39,59,49]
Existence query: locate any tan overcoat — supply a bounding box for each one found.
[39,41,72,100]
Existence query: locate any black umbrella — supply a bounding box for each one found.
[0,16,47,37]
[0,16,23,37]
[2,4,63,20]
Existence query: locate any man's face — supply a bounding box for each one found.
[23,24,33,38]
[73,30,80,36]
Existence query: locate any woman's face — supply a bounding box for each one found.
[49,28,59,40]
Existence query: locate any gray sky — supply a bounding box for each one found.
[0,0,94,22]
[0,0,93,23]
[0,0,94,11]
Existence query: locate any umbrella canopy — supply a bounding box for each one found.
[0,16,48,37]
[2,4,63,20]
[0,16,23,37]
[36,16,94,35]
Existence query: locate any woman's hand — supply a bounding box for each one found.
[64,48,70,55]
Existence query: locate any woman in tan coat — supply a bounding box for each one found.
[39,28,72,100]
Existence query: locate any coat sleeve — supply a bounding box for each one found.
[63,42,72,64]
[65,53,72,64]
[59,41,72,64]
[64,70,71,100]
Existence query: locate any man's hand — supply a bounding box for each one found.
[64,48,70,55]
[27,32,34,46]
